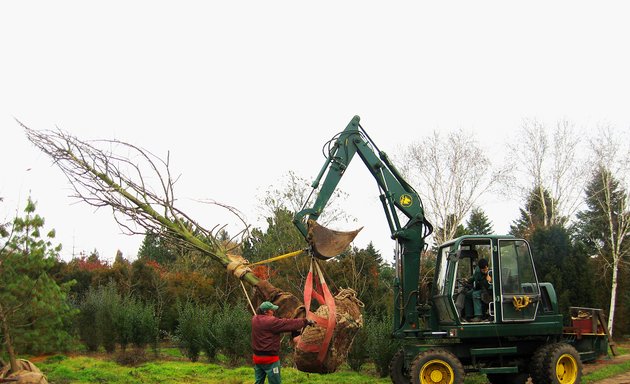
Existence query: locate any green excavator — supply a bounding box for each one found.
[293,115,613,384]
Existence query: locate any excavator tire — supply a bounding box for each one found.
[409,349,464,384]
[536,342,582,384]
[530,343,554,384]
[389,349,410,384]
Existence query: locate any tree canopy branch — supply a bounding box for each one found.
[20,121,256,285]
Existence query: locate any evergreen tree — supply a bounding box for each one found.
[574,167,630,335]
[174,300,207,362]
[530,225,593,321]
[575,168,627,255]
[242,207,308,294]
[432,214,467,250]
[243,207,305,261]
[441,214,468,240]
[510,186,557,239]
[329,243,390,318]
[131,258,162,302]
[138,232,177,264]
[466,207,494,235]
[0,198,76,372]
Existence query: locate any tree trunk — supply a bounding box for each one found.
[0,307,18,375]
[608,258,619,337]
[538,185,549,227]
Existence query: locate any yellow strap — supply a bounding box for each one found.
[512,296,531,311]
[247,249,305,266]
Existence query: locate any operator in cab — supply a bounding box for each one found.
[466,258,492,322]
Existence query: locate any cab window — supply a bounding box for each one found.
[499,240,539,295]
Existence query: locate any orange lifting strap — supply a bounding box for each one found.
[297,258,337,363]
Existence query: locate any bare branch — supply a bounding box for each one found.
[20,121,254,280]
[506,118,587,225]
[398,129,507,244]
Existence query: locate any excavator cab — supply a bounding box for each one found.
[433,235,542,328]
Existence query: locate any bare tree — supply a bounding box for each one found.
[255,170,355,290]
[258,170,353,227]
[551,120,586,219]
[398,129,506,245]
[587,125,630,336]
[21,122,259,287]
[507,118,586,226]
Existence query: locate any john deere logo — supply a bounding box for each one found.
[400,194,413,207]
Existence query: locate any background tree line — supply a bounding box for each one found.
[1,119,629,377]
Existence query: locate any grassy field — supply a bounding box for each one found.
[37,354,394,384]
[31,347,629,384]
[583,360,630,383]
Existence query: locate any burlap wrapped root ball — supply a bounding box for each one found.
[0,359,48,384]
[294,288,364,373]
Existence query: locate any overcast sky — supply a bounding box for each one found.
[2,1,630,263]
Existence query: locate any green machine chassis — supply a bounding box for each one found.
[294,116,610,384]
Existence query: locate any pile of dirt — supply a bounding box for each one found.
[293,288,364,373]
[0,359,48,384]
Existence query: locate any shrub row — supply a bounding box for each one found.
[76,283,158,354]
[174,301,251,365]
[347,315,400,378]
[75,284,253,365]
[76,285,400,375]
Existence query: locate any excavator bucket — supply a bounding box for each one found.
[307,219,363,260]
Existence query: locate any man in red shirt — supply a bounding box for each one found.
[251,301,313,384]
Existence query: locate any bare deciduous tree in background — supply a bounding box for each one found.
[255,170,355,290]
[587,125,630,336]
[398,129,506,245]
[506,119,586,226]
[258,170,354,228]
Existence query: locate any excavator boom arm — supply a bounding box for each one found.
[294,115,433,334]
[294,116,428,237]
